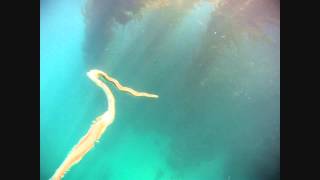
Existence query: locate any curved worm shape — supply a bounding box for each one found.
[51,69,158,180]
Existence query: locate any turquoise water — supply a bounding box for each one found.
[40,0,280,179]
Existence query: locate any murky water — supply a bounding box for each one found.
[40,0,280,179]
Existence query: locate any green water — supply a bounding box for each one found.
[40,0,280,179]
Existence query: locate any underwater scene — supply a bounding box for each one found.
[40,0,280,179]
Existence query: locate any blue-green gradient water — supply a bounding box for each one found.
[40,0,280,179]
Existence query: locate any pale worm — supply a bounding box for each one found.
[51,69,158,180]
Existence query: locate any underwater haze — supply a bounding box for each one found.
[40,0,280,179]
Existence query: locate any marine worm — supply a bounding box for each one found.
[51,69,158,180]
